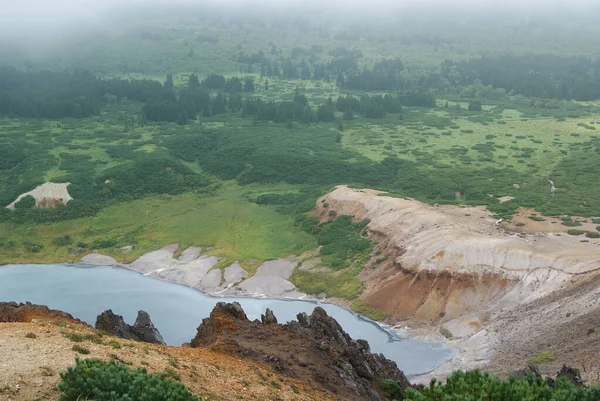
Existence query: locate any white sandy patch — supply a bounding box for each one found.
[223,263,248,285]
[81,253,120,266]
[197,269,223,290]
[6,182,72,209]
[129,245,180,274]
[237,276,297,297]
[254,260,297,279]
[178,246,202,263]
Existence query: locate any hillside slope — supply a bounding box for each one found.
[0,303,337,401]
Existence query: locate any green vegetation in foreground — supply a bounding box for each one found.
[59,358,199,401]
[351,300,387,321]
[290,268,364,300]
[0,183,315,266]
[402,369,599,400]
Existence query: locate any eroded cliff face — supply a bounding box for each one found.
[315,186,600,326]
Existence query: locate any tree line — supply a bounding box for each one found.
[237,46,600,101]
[440,54,600,101]
[0,66,172,119]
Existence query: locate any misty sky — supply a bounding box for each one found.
[1,0,597,40]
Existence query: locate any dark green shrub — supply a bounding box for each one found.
[23,241,44,253]
[316,215,372,270]
[439,327,453,339]
[72,345,90,355]
[567,229,586,236]
[585,231,600,238]
[53,235,74,247]
[58,358,200,401]
[14,195,36,209]
[380,378,402,400]
[405,369,600,400]
[562,220,583,227]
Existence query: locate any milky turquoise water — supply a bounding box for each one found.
[0,263,452,376]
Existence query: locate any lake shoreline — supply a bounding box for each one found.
[0,262,454,377]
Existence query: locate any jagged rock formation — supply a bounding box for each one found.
[191,302,410,400]
[261,308,278,324]
[0,301,84,323]
[95,310,165,344]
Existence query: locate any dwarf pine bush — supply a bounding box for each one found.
[58,358,200,401]
[404,370,600,401]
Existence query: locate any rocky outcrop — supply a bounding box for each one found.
[261,308,278,324]
[95,310,165,344]
[0,302,85,324]
[515,364,586,388]
[191,302,410,400]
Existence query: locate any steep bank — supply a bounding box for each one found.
[316,186,600,383]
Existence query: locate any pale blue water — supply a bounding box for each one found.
[0,263,452,376]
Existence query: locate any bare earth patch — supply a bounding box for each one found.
[6,182,72,210]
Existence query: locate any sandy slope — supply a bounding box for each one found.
[0,317,336,401]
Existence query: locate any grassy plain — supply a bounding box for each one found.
[0,182,315,266]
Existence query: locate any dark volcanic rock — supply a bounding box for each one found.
[0,302,85,324]
[556,365,585,387]
[95,310,164,344]
[261,308,278,325]
[133,311,165,344]
[514,364,587,389]
[191,302,411,400]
